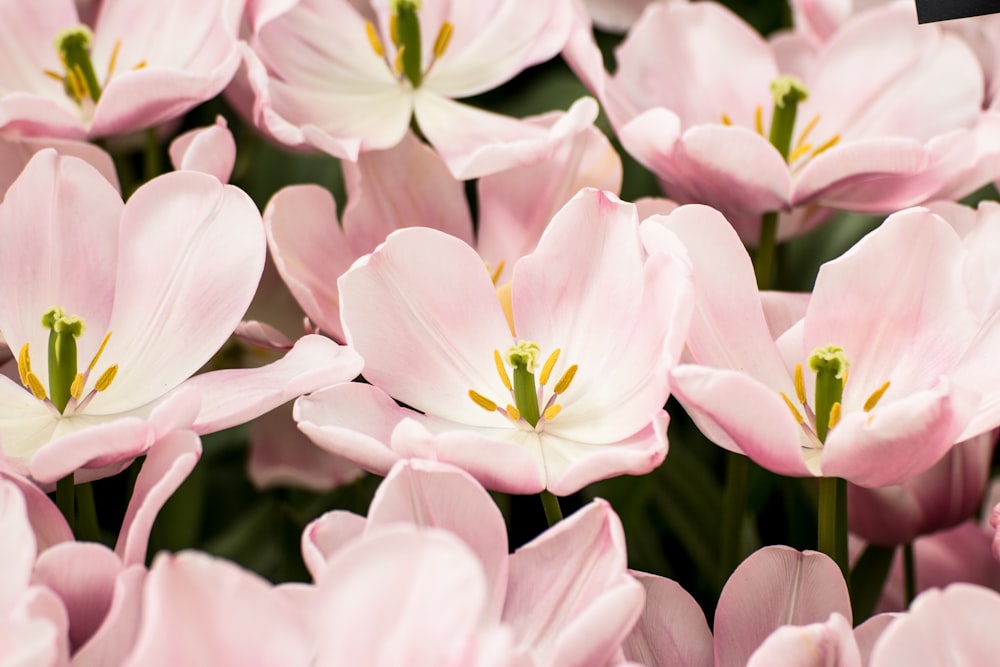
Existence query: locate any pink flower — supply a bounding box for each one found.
[0,150,362,483]
[239,0,591,178]
[295,188,692,494]
[0,0,240,139]
[651,203,1000,486]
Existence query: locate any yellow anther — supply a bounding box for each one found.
[25,372,48,400]
[393,46,406,75]
[390,14,399,46]
[496,282,515,336]
[828,401,842,430]
[17,343,32,387]
[788,142,813,163]
[469,389,498,412]
[88,331,112,372]
[107,39,121,79]
[863,381,891,412]
[133,60,146,70]
[539,349,561,386]
[720,113,732,126]
[754,105,764,135]
[493,349,512,391]
[543,404,561,421]
[70,373,84,399]
[94,364,118,392]
[433,21,453,60]
[43,69,64,82]
[793,363,806,405]
[489,259,505,285]
[811,134,840,158]
[553,364,578,395]
[68,66,87,101]
[506,404,520,421]
[365,21,385,57]
[795,113,821,148]
[780,392,805,423]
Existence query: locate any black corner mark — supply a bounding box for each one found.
[915,0,1000,23]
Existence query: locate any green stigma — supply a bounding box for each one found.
[506,342,541,427]
[808,345,849,443]
[42,307,84,414]
[391,0,424,88]
[54,26,103,104]
[768,76,809,161]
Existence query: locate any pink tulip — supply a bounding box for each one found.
[0,150,362,483]
[239,0,592,178]
[295,188,692,494]
[0,0,240,139]
[167,115,236,183]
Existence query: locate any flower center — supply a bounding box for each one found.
[468,342,578,430]
[17,307,117,415]
[720,76,840,168]
[44,26,145,107]
[779,345,890,445]
[364,0,453,88]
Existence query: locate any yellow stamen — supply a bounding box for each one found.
[543,404,561,421]
[795,113,821,148]
[780,392,805,423]
[433,21,453,60]
[539,349,560,386]
[788,142,813,163]
[811,134,840,158]
[754,105,764,136]
[489,259,505,285]
[17,343,31,387]
[88,331,112,372]
[132,60,146,70]
[493,349,511,391]
[468,389,497,412]
[390,14,399,46]
[828,401,842,430]
[68,66,87,101]
[95,365,118,391]
[106,39,121,79]
[496,282,515,336]
[70,373,85,399]
[720,113,732,126]
[25,373,48,400]
[863,381,891,412]
[553,364,578,395]
[365,21,385,57]
[43,69,64,82]
[793,363,806,404]
[393,46,406,74]
[506,404,520,421]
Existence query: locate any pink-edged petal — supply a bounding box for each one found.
[168,116,236,182]
[122,551,310,666]
[854,613,900,665]
[28,387,201,484]
[930,112,1000,201]
[294,382,411,476]
[869,584,1000,666]
[761,291,810,340]
[0,135,118,195]
[954,311,1000,439]
[540,412,669,497]
[314,526,491,665]
[622,571,713,667]
[248,403,363,491]
[96,172,264,412]
[477,120,621,282]
[0,471,72,550]
[0,478,35,606]
[669,365,812,476]
[115,429,201,566]
[366,459,509,618]
[339,226,512,425]
[187,334,363,434]
[746,613,861,667]
[504,500,642,666]
[415,93,599,179]
[71,565,146,667]
[33,542,122,652]
[0,150,120,370]
[0,585,70,667]
[235,320,295,350]
[715,546,851,667]
[301,510,367,581]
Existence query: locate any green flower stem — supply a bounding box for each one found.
[144,126,162,181]
[903,542,917,606]
[75,482,102,543]
[818,476,848,583]
[56,474,75,535]
[754,211,779,291]
[540,490,563,526]
[718,453,749,590]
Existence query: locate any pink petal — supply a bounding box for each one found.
[714,546,851,667]
[72,565,146,667]
[0,471,72,550]
[745,613,861,667]
[301,510,367,581]
[168,116,236,182]
[622,571,713,667]
[0,478,36,607]
[0,135,118,196]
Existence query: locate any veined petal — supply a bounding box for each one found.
[622,572,714,667]
[0,479,36,608]
[0,135,119,195]
[168,116,236,182]
[746,613,861,667]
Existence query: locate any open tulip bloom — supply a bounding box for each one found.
[295,188,693,495]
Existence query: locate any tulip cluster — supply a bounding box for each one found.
[2,0,1000,664]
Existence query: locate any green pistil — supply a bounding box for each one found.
[768,76,808,161]
[43,307,83,413]
[392,0,424,88]
[809,345,848,443]
[507,342,541,428]
[56,26,103,104]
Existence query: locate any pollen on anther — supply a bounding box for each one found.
[433,21,453,59]
[793,363,806,404]
[788,142,813,163]
[864,381,890,412]
[107,40,121,79]
[493,349,511,390]
[539,349,560,386]
[95,365,118,392]
[811,135,840,158]
[393,46,406,75]
[17,343,32,387]
[25,373,47,401]
[754,105,764,135]
[88,331,113,372]
[365,22,385,57]
[489,260,505,285]
[70,373,84,399]
[553,364,578,395]
[720,113,732,126]
[780,392,804,423]
[828,401,842,430]
[469,389,497,412]
[506,404,520,421]
[543,404,561,421]
[795,114,821,147]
